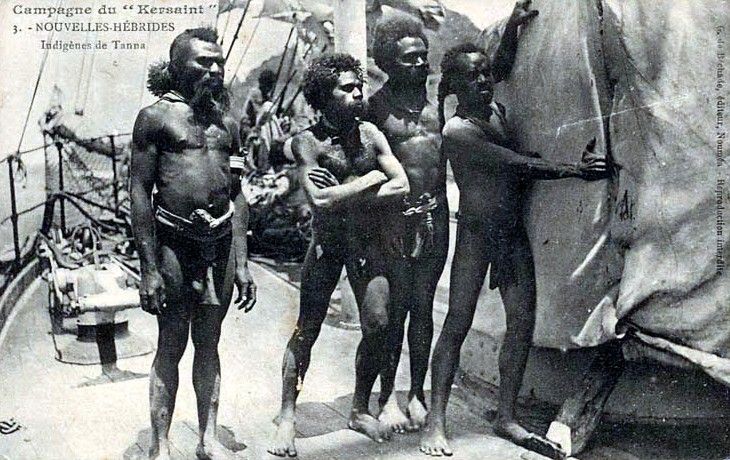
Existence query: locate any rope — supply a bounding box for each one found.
[0,183,123,227]
[78,38,98,115]
[1,133,132,164]
[219,9,232,47]
[15,32,52,155]
[230,15,262,81]
[224,0,253,63]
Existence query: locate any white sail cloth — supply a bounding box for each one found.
[480,0,730,383]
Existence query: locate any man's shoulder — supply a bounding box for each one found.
[365,88,387,123]
[289,129,317,155]
[358,120,384,135]
[442,116,470,138]
[137,98,187,121]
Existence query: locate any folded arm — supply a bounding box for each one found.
[292,134,387,211]
[369,124,410,202]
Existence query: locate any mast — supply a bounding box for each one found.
[333,0,367,78]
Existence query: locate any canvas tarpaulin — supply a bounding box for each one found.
[479,0,730,384]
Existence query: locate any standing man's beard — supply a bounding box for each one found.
[189,77,230,119]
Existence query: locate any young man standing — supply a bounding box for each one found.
[420,38,609,458]
[367,15,447,433]
[268,53,410,457]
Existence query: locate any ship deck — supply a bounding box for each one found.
[0,261,727,460]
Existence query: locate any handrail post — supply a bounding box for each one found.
[109,135,120,217]
[54,141,66,233]
[7,156,22,268]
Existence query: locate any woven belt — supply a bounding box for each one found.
[155,201,234,241]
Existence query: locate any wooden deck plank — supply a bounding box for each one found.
[4,266,725,460]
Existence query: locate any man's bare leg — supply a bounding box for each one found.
[192,300,230,459]
[421,225,489,456]
[492,233,564,459]
[349,271,393,443]
[406,215,448,431]
[379,209,448,433]
[150,244,191,460]
[149,316,189,459]
[269,242,344,457]
[404,261,439,431]
[378,259,411,434]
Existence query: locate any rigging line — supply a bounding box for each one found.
[0,144,53,162]
[136,29,154,111]
[272,24,297,93]
[230,15,263,82]
[72,44,88,111]
[73,0,96,113]
[0,183,120,226]
[280,40,315,115]
[219,9,232,47]
[224,0,253,63]
[14,0,63,156]
[73,1,99,116]
[78,36,98,115]
[275,36,300,113]
[1,132,132,164]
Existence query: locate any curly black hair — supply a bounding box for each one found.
[438,43,487,128]
[302,53,364,111]
[372,15,428,73]
[258,69,277,93]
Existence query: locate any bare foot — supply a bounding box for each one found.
[149,441,172,460]
[420,424,452,456]
[268,417,298,457]
[406,397,428,431]
[494,419,566,460]
[378,394,409,434]
[196,437,237,460]
[348,411,391,443]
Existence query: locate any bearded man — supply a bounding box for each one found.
[131,28,257,460]
[268,53,410,457]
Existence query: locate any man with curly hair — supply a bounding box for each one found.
[131,27,257,460]
[420,3,609,457]
[366,14,447,434]
[268,53,410,457]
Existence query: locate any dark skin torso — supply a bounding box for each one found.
[368,85,444,197]
[447,109,525,229]
[144,100,238,218]
[309,123,380,183]
[295,121,384,235]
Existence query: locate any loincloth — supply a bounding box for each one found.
[401,191,448,259]
[155,202,235,308]
[455,210,519,290]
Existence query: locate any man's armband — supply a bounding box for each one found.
[230,155,246,172]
